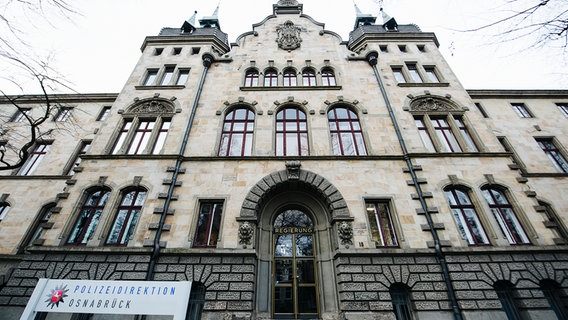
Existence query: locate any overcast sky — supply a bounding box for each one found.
[1,0,566,94]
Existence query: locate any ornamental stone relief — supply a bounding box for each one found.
[276,21,303,51]
[277,0,299,5]
[239,221,255,247]
[410,97,459,112]
[338,221,353,246]
[128,99,175,114]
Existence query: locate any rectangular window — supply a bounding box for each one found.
[127,120,156,154]
[151,120,171,154]
[392,67,406,83]
[143,69,159,86]
[160,66,175,85]
[536,138,568,173]
[430,117,462,152]
[366,201,398,247]
[455,117,478,151]
[556,103,568,117]
[511,103,532,118]
[10,108,31,122]
[193,201,223,248]
[417,44,426,52]
[415,118,436,152]
[474,102,489,118]
[398,45,407,52]
[379,45,388,53]
[406,64,423,83]
[111,120,133,154]
[55,107,73,122]
[173,47,182,55]
[96,106,111,121]
[176,69,190,85]
[154,48,163,56]
[67,141,91,175]
[17,143,50,175]
[424,67,440,83]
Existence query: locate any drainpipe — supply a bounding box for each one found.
[146,53,214,281]
[365,52,463,320]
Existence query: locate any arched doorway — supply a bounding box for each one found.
[239,164,351,320]
[273,209,318,319]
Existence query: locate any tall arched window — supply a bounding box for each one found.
[244,69,259,87]
[540,280,568,319]
[218,107,255,156]
[283,68,297,87]
[276,107,309,156]
[302,68,316,86]
[444,186,489,245]
[390,283,414,320]
[321,68,336,86]
[482,186,530,245]
[494,281,522,320]
[68,188,111,245]
[264,68,278,87]
[106,188,147,246]
[328,107,367,155]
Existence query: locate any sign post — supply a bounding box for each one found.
[20,279,192,320]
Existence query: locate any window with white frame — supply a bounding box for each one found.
[414,115,478,153]
[406,64,423,83]
[17,142,50,175]
[110,99,174,155]
[159,66,175,85]
[511,103,533,118]
[423,67,440,83]
[365,200,398,247]
[481,186,530,245]
[536,138,568,173]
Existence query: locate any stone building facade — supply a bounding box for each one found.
[0,1,568,319]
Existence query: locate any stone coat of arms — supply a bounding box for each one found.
[276,21,302,50]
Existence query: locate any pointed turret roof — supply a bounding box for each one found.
[353,1,376,30]
[181,11,197,33]
[381,8,398,31]
[199,4,222,30]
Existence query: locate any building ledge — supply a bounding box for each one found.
[398,82,450,88]
[240,85,342,91]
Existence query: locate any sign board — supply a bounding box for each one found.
[21,279,192,320]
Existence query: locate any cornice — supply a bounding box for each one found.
[467,89,568,99]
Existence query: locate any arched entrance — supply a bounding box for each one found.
[237,162,352,320]
[273,209,318,319]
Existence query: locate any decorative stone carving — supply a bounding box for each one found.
[128,99,175,114]
[276,21,302,50]
[239,222,255,247]
[285,161,301,180]
[338,221,353,246]
[410,97,458,112]
[277,0,299,5]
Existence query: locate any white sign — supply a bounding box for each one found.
[21,279,192,320]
